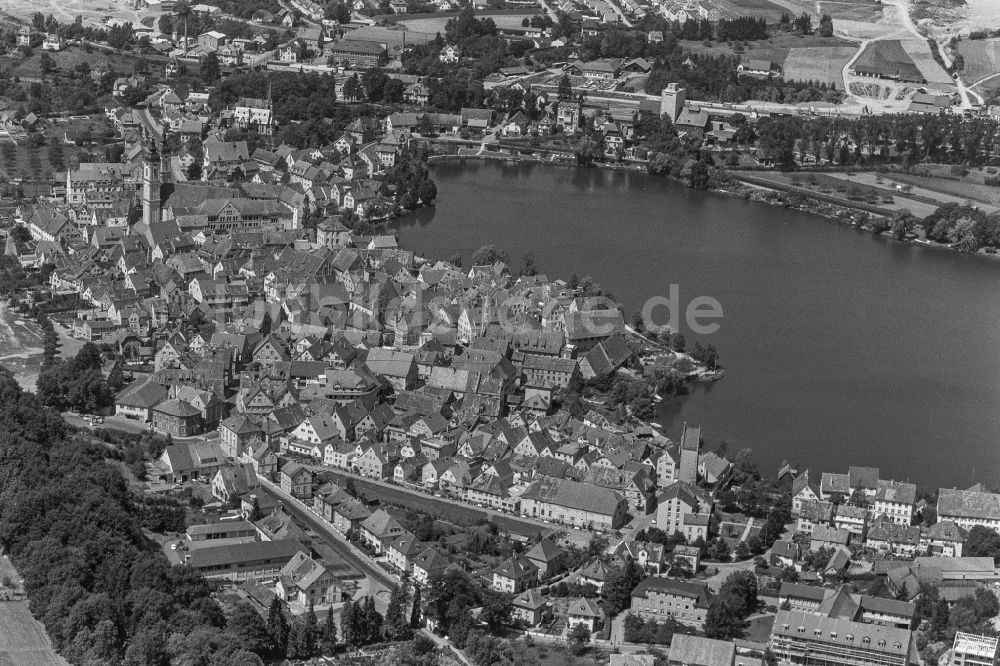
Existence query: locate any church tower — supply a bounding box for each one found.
[141,133,161,226]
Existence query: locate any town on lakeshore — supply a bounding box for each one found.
[1,0,1000,665]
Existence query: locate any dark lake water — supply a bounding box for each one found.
[394,160,1000,488]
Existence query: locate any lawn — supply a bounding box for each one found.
[783,45,857,87]
[0,602,67,666]
[958,37,1000,84]
[746,614,775,642]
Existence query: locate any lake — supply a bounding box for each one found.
[394,160,1000,488]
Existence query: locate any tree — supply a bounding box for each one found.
[267,597,290,656]
[286,622,305,660]
[567,623,590,655]
[818,14,834,37]
[343,74,361,101]
[558,74,573,102]
[185,161,202,181]
[201,52,221,85]
[965,525,1000,564]
[303,601,319,657]
[384,584,412,640]
[227,602,270,655]
[479,592,512,631]
[604,558,645,615]
[39,53,55,75]
[471,244,509,266]
[891,209,916,241]
[321,606,338,654]
[410,584,422,628]
[341,598,358,648]
[705,571,758,640]
[418,178,437,204]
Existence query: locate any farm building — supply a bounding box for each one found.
[851,40,925,83]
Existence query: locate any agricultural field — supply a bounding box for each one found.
[900,39,954,85]
[818,1,883,21]
[0,602,67,666]
[957,37,1000,85]
[783,45,857,87]
[0,0,157,30]
[681,33,855,75]
[717,0,790,23]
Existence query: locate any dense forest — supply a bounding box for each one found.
[0,368,268,664]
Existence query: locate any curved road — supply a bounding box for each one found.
[841,0,977,111]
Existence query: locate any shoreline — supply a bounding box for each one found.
[426,153,998,261]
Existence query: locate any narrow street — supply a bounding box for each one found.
[256,476,397,589]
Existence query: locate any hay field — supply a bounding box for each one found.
[783,45,857,87]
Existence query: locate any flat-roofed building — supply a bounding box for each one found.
[186,520,257,543]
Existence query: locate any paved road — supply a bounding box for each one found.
[256,476,398,589]
[258,478,477,665]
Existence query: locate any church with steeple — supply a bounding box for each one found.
[140,129,171,227]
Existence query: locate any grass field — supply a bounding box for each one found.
[738,170,941,217]
[889,170,1000,207]
[783,45,857,87]
[958,38,1000,84]
[0,602,67,666]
